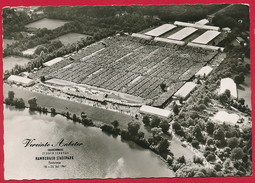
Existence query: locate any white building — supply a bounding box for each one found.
[7,75,35,87]
[219,78,237,98]
[43,57,63,67]
[195,66,213,78]
[131,33,152,40]
[191,30,221,45]
[174,82,197,99]
[140,105,171,118]
[167,27,197,41]
[144,24,176,37]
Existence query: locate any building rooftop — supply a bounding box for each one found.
[154,37,185,45]
[174,82,197,99]
[144,24,176,37]
[167,27,197,41]
[43,57,63,67]
[174,21,220,31]
[8,75,34,85]
[131,33,152,40]
[195,66,213,77]
[140,105,171,118]
[219,78,237,98]
[191,30,221,45]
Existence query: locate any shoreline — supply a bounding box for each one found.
[4,103,176,175]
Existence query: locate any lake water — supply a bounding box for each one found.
[4,106,174,180]
[25,18,69,30]
[3,56,31,72]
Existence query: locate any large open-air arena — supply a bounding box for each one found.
[25,20,227,114]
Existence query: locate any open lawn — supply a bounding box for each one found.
[3,56,31,72]
[51,33,91,46]
[3,39,16,49]
[25,18,69,30]
[22,46,38,55]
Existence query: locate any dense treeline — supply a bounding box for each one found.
[212,4,249,31]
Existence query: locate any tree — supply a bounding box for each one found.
[8,91,15,102]
[142,115,150,125]
[231,147,244,160]
[206,122,215,135]
[228,137,239,149]
[204,96,210,105]
[198,104,206,111]
[158,139,169,153]
[128,121,140,136]
[160,83,166,91]
[177,156,186,164]
[150,116,160,127]
[81,112,87,119]
[151,127,163,144]
[159,120,170,133]
[15,98,25,108]
[214,129,225,141]
[234,75,242,85]
[111,120,119,128]
[219,93,229,104]
[28,97,37,110]
[40,76,46,82]
[206,153,216,162]
[192,140,200,149]
[224,89,231,98]
[173,105,179,115]
[193,125,203,142]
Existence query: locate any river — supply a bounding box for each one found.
[4,105,175,180]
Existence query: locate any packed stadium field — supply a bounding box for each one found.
[29,35,219,106]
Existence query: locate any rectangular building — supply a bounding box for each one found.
[7,75,35,87]
[174,82,197,99]
[167,27,197,41]
[191,30,221,45]
[174,21,220,31]
[140,105,171,118]
[43,57,63,67]
[219,78,237,98]
[144,24,176,37]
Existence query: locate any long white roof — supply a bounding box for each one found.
[174,21,220,31]
[195,19,209,25]
[131,33,152,40]
[140,105,171,118]
[144,24,176,37]
[7,75,34,85]
[167,27,197,40]
[174,82,197,98]
[219,78,237,98]
[192,30,221,45]
[195,66,213,77]
[43,57,63,67]
[154,37,185,45]
[187,42,224,51]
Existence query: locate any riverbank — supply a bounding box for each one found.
[4,84,133,129]
[4,101,176,175]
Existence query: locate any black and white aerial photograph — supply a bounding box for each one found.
[2,4,252,180]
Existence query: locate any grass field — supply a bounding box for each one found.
[3,56,31,72]
[51,33,91,46]
[3,39,16,49]
[22,46,38,55]
[25,18,69,30]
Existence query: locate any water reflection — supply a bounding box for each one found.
[4,106,174,180]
